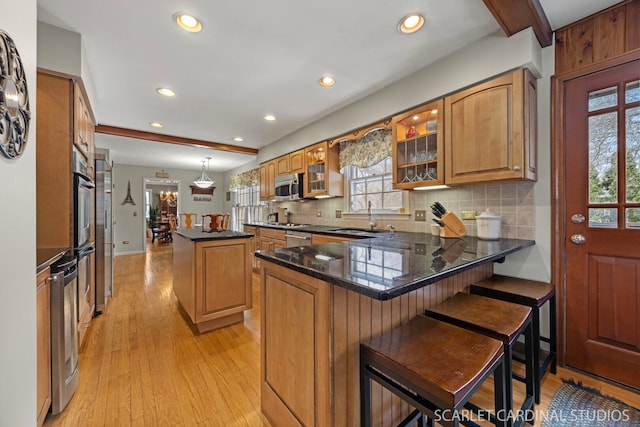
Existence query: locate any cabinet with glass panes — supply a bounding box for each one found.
[304,141,343,198]
[392,99,444,189]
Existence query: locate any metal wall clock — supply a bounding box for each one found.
[0,29,30,159]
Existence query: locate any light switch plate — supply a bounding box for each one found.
[415,210,426,221]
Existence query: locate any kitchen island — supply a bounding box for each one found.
[255,233,534,426]
[173,229,253,333]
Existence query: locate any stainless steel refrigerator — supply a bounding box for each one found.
[95,152,113,313]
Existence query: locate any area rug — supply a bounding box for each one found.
[541,379,640,426]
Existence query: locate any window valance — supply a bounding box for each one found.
[338,127,392,170]
[229,168,260,190]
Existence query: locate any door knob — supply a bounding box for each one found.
[570,234,586,244]
[571,214,585,224]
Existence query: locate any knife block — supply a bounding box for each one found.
[439,212,467,238]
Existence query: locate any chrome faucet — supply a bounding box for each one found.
[368,201,377,231]
[284,209,291,224]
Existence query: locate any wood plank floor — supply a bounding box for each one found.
[44,241,640,426]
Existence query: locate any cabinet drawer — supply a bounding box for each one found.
[259,227,286,241]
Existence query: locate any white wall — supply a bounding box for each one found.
[0,0,38,425]
[113,164,225,255]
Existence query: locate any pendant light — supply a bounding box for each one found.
[194,157,215,188]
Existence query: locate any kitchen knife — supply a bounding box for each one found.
[434,202,447,216]
[432,218,444,226]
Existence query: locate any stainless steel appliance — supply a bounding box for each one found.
[50,255,79,414]
[95,153,113,313]
[73,148,94,249]
[285,230,312,247]
[275,173,304,201]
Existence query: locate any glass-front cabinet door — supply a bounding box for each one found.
[392,99,444,189]
[305,142,328,197]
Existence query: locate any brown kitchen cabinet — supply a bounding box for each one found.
[36,268,51,427]
[392,100,444,189]
[304,141,343,198]
[173,233,253,333]
[74,82,95,178]
[444,68,537,184]
[243,225,259,272]
[288,149,305,174]
[276,155,289,176]
[37,71,97,348]
[258,227,287,251]
[259,160,277,201]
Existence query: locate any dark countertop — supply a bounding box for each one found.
[175,228,253,241]
[255,233,534,300]
[243,222,388,239]
[37,247,71,273]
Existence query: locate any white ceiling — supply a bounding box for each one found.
[36,0,622,173]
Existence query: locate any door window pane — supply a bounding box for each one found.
[626,80,640,103]
[589,208,618,228]
[589,112,618,203]
[589,86,617,112]
[626,208,640,228]
[627,106,640,203]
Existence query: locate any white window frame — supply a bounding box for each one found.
[342,157,410,218]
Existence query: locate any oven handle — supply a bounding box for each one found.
[75,172,95,189]
[63,266,78,283]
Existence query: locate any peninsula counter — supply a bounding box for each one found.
[255,233,534,426]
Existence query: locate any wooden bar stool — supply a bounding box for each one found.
[470,275,556,404]
[360,315,507,427]
[424,293,535,427]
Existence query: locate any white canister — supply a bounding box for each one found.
[476,209,502,240]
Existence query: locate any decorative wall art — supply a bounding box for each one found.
[122,180,136,205]
[0,29,31,159]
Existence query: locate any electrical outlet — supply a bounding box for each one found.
[414,243,426,255]
[122,241,129,245]
[316,211,322,217]
[461,210,477,220]
[335,209,342,218]
[133,211,137,216]
[415,210,426,221]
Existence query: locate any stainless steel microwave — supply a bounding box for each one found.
[275,173,304,201]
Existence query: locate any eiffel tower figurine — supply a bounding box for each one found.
[122,180,136,205]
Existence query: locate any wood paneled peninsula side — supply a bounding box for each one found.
[255,233,534,426]
[172,229,253,333]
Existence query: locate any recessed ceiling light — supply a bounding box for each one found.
[157,88,175,97]
[264,114,276,121]
[319,76,335,87]
[233,137,244,142]
[175,13,202,32]
[399,13,424,34]
[412,115,420,121]
[149,122,164,128]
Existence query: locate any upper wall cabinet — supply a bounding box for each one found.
[288,149,305,174]
[392,100,444,189]
[74,82,95,174]
[304,141,343,198]
[276,155,289,177]
[259,160,276,201]
[444,68,537,185]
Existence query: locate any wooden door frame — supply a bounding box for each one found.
[551,50,640,367]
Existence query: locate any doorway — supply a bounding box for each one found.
[559,60,640,388]
[143,178,180,250]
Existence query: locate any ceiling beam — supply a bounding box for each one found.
[482,0,553,47]
[95,125,259,155]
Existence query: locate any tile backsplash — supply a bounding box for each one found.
[274,182,536,239]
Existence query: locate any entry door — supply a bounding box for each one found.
[564,60,640,388]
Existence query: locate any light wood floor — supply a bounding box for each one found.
[44,241,640,426]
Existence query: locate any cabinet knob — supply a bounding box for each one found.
[514,166,521,171]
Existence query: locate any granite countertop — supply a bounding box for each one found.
[175,228,253,241]
[37,247,71,273]
[255,233,534,300]
[244,222,389,239]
